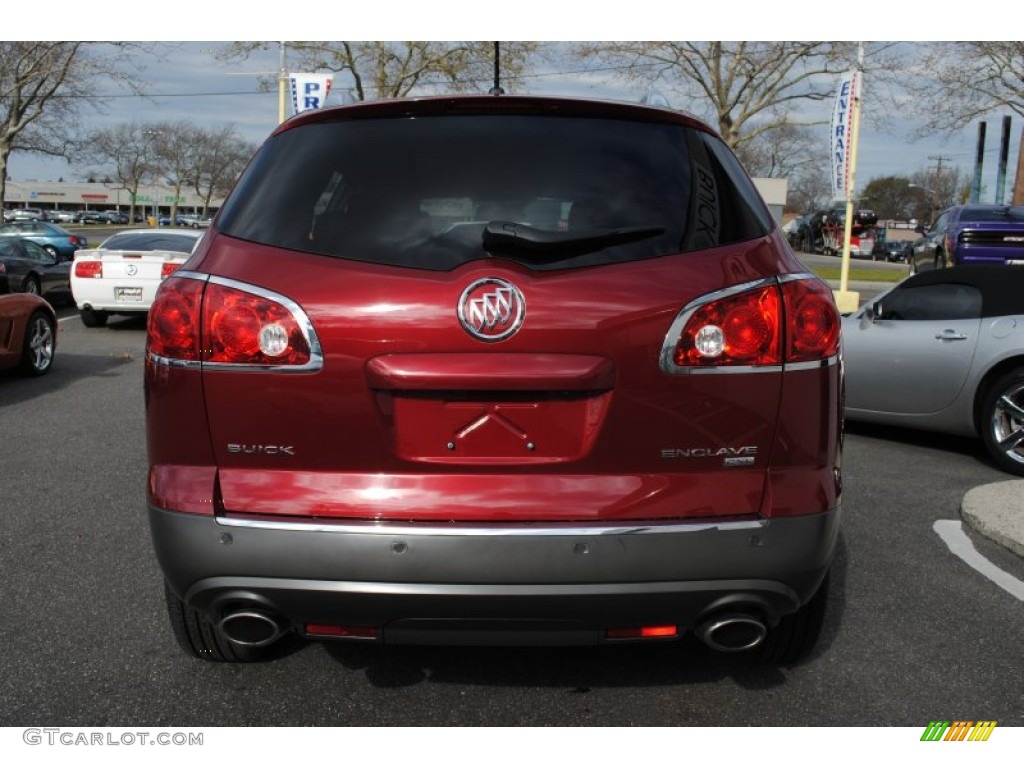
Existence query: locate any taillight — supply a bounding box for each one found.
[161,262,179,280]
[781,278,840,363]
[673,284,781,367]
[148,276,203,361]
[68,235,80,246]
[662,275,839,372]
[147,274,321,371]
[75,260,102,279]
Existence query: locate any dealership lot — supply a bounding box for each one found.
[1,312,1022,726]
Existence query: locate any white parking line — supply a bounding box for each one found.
[933,520,1024,601]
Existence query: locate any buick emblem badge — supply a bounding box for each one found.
[458,278,525,341]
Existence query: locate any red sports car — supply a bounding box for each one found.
[146,95,842,664]
[0,293,57,376]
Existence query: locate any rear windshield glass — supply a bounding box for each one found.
[98,232,199,252]
[218,114,772,271]
[959,206,1024,222]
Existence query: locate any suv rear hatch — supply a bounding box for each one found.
[149,98,837,525]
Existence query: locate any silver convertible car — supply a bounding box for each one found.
[842,265,1024,475]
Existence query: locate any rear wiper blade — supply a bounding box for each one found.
[482,221,665,258]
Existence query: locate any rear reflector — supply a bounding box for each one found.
[605,625,678,640]
[305,623,379,640]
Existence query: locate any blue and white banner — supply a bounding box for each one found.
[830,71,860,202]
[289,73,334,116]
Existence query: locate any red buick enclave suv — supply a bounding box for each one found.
[146,95,842,663]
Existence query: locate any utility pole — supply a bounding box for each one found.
[928,154,951,207]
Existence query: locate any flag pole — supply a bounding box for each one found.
[834,43,864,314]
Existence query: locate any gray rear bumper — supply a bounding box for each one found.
[150,506,840,645]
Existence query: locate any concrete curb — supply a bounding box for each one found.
[961,480,1024,558]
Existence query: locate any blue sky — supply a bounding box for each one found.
[8,9,1016,205]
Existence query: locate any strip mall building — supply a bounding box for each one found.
[3,180,222,217]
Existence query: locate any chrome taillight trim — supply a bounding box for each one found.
[148,271,324,373]
[659,273,836,375]
[216,516,767,537]
[659,276,780,375]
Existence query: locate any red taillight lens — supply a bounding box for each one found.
[69,235,80,246]
[668,277,839,370]
[148,275,318,370]
[201,282,311,366]
[675,284,781,367]
[74,260,102,279]
[148,276,203,361]
[161,262,180,280]
[781,279,840,363]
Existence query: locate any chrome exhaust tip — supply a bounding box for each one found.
[696,614,767,652]
[217,611,284,648]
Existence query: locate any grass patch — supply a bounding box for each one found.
[810,266,905,282]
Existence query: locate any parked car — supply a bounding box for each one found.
[910,204,1024,273]
[0,293,57,376]
[51,210,79,224]
[146,95,843,665]
[0,237,72,303]
[70,228,203,327]
[874,239,910,263]
[6,208,48,222]
[75,210,109,225]
[176,214,209,229]
[0,220,87,261]
[843,264,1024,475]
[101,210,130,224]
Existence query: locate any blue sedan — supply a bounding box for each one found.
[0,220,87,260]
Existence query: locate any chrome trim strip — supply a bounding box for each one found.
[785,354,840,372]
[216,516,767,537]
[148,353,202,369]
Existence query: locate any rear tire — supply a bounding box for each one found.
[80,308,108,328]
[980,369,1024,476]
[22,275,40,295]
[18,310,55,376]
[756,572,829,666]
[163,582,265,662]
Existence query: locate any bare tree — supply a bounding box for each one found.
[149,121,200,222]
[786,168,833,214]
[81,122,158,222]
[222,42,539,103]
[908,166,968,223]
[572,42,904,155]
[735,121,821,179]
[0,42,139,207]
[914,42,1024,134]
[190,127,255,215]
